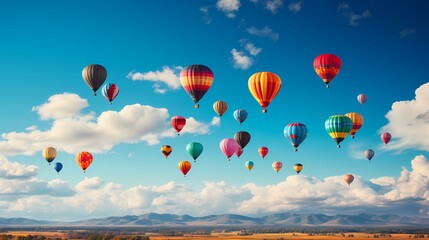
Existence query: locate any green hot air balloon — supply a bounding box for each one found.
[186,142,203,162]
[325,115,353,148]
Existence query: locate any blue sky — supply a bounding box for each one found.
[0,0,428,221]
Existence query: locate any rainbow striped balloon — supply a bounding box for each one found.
[180,64,214,108]
[325,115,353,148]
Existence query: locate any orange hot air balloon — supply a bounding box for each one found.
[344,174,354,186]
[178,160,192,177]
[213,100,228,117]
[76,151,93,173]
[344,112,364,139]
[313,54,342,88]
[161,145,172,159]
[248,72,282,113]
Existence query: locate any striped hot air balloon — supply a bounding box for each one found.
[82,64,107,96]
[42,147,57,165]
[248,72,282,113]
[313,54,342,88]
[101,83,119,104]
[76,151,93,173]
[178,160,192,177]
[234,131,251,149]
[284,123,308,151]
[357,94,368,105]
[233,109,248,125]
[344,112,364,139]
[213,100,228,117]
[180,64,214,108]
[325,115,353,148]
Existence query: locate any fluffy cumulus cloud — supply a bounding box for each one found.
[2,155,429,220]
[127,66,183,94]
[216,0,241,18]
[265,0,283,14]
[31,93,90,120]
[337,3,371,26]
[288,1,302,13]
[246,26,279,41]
[0,93,219,156]
[381,83,429,152]
[231,49,253,70]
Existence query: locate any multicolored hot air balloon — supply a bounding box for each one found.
[357,94,368,105]
[54,162,63,174]
[161,145,172,159]
[220,138,239,161]
[234,131,251,149]
[325,115,353,148]
[344,174,354,186]
[171,116,186,135]
[248,72,282,113]
[213,100,228,117]
[245,161,254,172]
[178,160,192,177]
[235,147,244,158]
[313,54,342,88]
[82,64,107,96]
[364,149,374,161]
[233,109,248,125]
[101,83,119,104]
[76,151,93,173]
[186,142,203,162]
[180,64,214,108]
[272,161,283,173]
[294,163,303,174]
[258,146,269,159]
[381,132,392,145]
[42,147,57,165]
[344,112,364,139]
[284,123,308,152]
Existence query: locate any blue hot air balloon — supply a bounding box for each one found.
[233,109,248,126]
[284,123,308,151]
[54,162,63,174]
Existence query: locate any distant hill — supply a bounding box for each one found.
[1,213,429,227]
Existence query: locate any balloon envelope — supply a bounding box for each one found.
[233,109,248,125]
[284,123,308,151]
[54,162,63,173]
[186,142,203,162]
[313,54,342,88]
[357,94,368,105]
[234,131,251,149]
[272,161,283,173]
[180,64,214,108]
[248,72,282,113]
[42,147,57,165]
[344,174,354,186]
[381,132,392,145]
[82,64,107,95]
[258,146,269,158]
[294,163,303,174]
[235,147,244,158]
[178,160,192,176]
[161,145,172,158]
[325,115,353,148]
[364,149,375,161]
[344,112,364,139]
[245,161,254,171]
[171,116,186,135]
[213,100,228,117]
[101,83,119,104]
[76,151,93,172]
[220,138,239,160]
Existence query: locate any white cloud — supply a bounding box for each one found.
[211,117,221,126]
[31,93,90,120]
[400,28,416,38]
[1,155,429,220]
[337,3,371,26]
[265,0,283,14]
[200,6,212,24]
[127,66,183,94]
[25,126,38,131]
[0,156,37,180]
[381,83,429,152]
[244,43,262,56]
[231,49,253,70]
[246,26,279,41]
[216,0,241,18]
[288,1,302,13]
[0,94,218,156]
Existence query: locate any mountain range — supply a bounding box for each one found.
[1,213,428,227]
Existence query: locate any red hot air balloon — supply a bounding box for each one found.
[180,64,214,108]
[235,147,244,158]
[171,116,186,135]
[178,161,192,177]
[381,132,392,145]
[313,54,342,88]
[258,146,269,159]
[76,151,93,173]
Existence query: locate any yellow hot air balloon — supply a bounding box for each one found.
[344,112,364,139]
[213,100,228,117]
[294,163,303,174]
[248,72,282,113]
[161,145,172,159]
[42,147,57,165]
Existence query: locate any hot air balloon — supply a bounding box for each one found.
[325,115,353,148]
[245,161,254,172]
[42,147,57,165]
[54,162,63,174]
[364,149,374,161]
[344,112,364,139]
[357,94,368,105]
[233,109,248,125]
[344,174,354,186]
[171,116,186,135]
[180,64,214,108]
[381,132,392,145]
[272,161,283,173]
[248,72,282,113]
[234,131,251,149]
[186,142,203,162]
[284,123,308,151]
[178,160,192,177]
[82,64,107,96]
[235,147,244,158]
[313,54,342,88]
[101,83,119,104]
[258,146,269,159]
[76,151,93,173]
[213,100,228,117]
[161,145,172,159]
[294,163,303,174]
[220,138,239,161]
